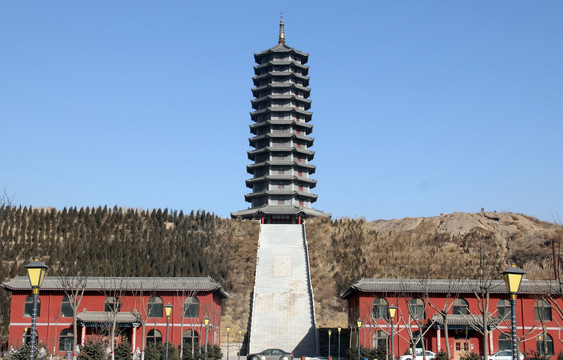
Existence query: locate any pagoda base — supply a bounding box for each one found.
[231,205,330,224]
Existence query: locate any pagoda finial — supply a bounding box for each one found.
[278,10,285,44]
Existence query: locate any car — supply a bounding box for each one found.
[399,350,436,360]
[247,349,294,360]
[487,350,524,360]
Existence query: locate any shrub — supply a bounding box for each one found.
[435,350,448,360]
[461,352,480,360]
[7,343,49,360]
[115,340,132,360]
[78,340,107,360]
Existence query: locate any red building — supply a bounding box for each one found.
[341,278,561,359]
[2,276,228,357]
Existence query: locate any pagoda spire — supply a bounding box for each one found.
[278,11,285,44]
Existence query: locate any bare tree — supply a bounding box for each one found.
[57,275,88,360]
[0,188,15,207]
[98,277,126,360]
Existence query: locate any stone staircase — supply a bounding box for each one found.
[248,224,319,357]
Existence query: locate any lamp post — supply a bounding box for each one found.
[328,329,332,359]
[204,317,210,360]
[357,319,363,360]
[25,257,48,360]
[164,304,173,360]
[503,265,525,360]
[337,326,342,360]
[388,306,398,360]
[238,330,242,360]
[227,326,231,360]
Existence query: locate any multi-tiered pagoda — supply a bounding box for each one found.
[232,18,330,224]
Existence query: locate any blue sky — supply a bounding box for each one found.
[1,1,562,222]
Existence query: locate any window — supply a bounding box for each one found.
[372,298,388,319]
[184,297,200,318]
[497,299,511,319]
[183,330,199,347]
[535,300,552,322]
[411,331,422,350]
[147,329,162,344]
[104,296,120,312]
[278,200,285,205]
[61,297,73,318]
[537,333,554,356]
[24,296,40,317]
[498,334,511,351]
[148,296,163,318]
[372,330,388,350]
[409,298,424,320]
[453,299,469,315]
[22,328,37,345]
[59,329,73,351]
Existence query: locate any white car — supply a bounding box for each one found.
[488,350,524,360]
[399,350,436,360]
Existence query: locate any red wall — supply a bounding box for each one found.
[348,292,562,360]
[8,289,223,356]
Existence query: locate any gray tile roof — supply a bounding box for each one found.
[2,276,228,298]
[77,311,139,324]
[429,314,502,327]
[340,278,561,299]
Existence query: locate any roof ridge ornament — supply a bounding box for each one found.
[278,10,285,45]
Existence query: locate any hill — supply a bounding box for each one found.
[0,206,561,337]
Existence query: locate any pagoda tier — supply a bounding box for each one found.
[232,19,330,223]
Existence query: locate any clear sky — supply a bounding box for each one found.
[1,1,562,222]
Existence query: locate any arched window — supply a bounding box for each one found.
[183,329,199,347]
[22,328,37,344]
[537,333,554,356]
[59,329,73,351]
[372,330,388,350]
[184,297,200,318]
[147,329,162,344]
[497,300,510,319]
[61,297,73,318]
[104,296,120,312]
[372,298,388,319]
[409,298,424,320]
[147,296,163,318]
[498,333,511,351]
[411,331,422,350]
[535,300,552,322]
[24,296,40,317]
[453,299,469,315]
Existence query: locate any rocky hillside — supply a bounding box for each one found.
[305,211,562,328]
[1,206,561,337]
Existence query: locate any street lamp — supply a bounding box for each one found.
[503,265,525,360]
[238,330,242,360]
[25,257,48,360]
[204,317,210,360]
[227,326,231,360]
[356,319,363,360]
[337,326,342,360]
[328,329,332,359]
[164,304,173,360]
[389,306,398,360]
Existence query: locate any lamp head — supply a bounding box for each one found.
[164,304,173,318]
[502,264,525,297]
[25,257,48,290]
[388,306,398,320]
[227,326,231,333]
[204,316,210,326]
[338,326,342,333]
[356,318,362,329]
[328,329,332,336]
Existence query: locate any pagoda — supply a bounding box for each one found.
[232,16,330,224]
